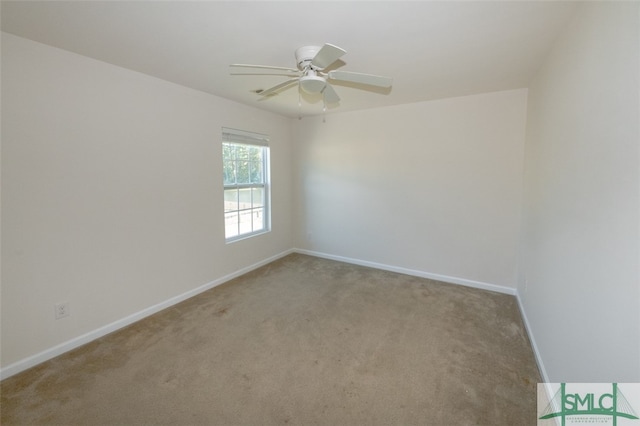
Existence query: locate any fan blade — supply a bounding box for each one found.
[231,72,302,77]
[322,83,340,104]
[328,70,393,88]
[259,78,300,97]
[230,64,299,73]
[311,44,346,70]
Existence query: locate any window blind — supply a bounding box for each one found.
[222,127,269,147]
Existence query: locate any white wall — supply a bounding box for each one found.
[1,33,293,370]
[519,2,639,382]
[293,89,528,291]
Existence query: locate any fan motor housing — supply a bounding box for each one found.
[295,45,321,70]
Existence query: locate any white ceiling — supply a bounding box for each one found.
[1,1,579,118]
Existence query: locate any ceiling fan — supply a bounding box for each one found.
[230,43,393,106]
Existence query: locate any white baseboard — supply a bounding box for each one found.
[514,290,550,384]
[294,248,517,295]
[0,249,295,381]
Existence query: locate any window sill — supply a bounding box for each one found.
[225,229,271,244]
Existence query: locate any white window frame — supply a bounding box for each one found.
[222,127,270,242]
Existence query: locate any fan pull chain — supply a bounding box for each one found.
[323,100,327,123]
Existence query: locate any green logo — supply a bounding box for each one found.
[539,383,639,426]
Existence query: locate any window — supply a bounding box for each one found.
[222,128,270,241]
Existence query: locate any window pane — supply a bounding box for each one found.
[223,160,236,185]
[248,146,262,161]
[236,160,250,184]
[250,161,263,183]
[239,210,252,235]
[225,212,239,238]
[252,208,264,232]
[236,145,249,160]
[223,143,235,161]
[224,189,238,212]
[238,188,252,209]
[252,187,264,207]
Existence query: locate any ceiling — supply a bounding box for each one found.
[1,1,579,118]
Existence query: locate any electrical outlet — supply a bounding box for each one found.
[54,302,70,319]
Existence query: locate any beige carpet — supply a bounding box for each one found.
[1,253,541,425]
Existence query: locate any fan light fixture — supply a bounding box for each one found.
[299,70,326,94]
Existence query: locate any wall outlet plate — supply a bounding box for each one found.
[54,302,70,319]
